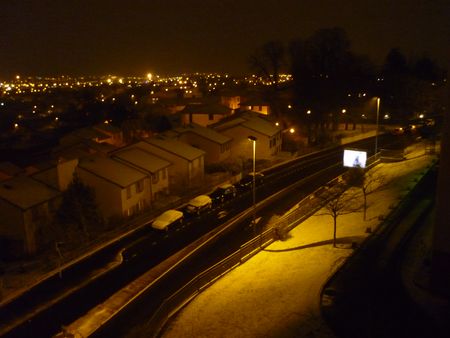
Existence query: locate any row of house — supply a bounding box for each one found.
[0,112,282,258]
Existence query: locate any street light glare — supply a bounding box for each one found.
[289,128,295,134]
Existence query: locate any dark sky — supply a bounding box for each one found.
[0,0,448,78]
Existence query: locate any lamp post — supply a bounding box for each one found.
[248,136,257,231]
[375,97,380,156]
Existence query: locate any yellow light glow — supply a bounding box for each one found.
[289,128,295,134]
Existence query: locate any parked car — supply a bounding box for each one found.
[209,184,237,205]
[151,209,184,231]
[185,195,212,215]
[237,172,264,192]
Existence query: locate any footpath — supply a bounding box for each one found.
[159,142,440,338]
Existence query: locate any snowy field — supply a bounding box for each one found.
[161,143,437,338]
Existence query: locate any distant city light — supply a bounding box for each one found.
[289,128,295,134]
[307,110,311,114]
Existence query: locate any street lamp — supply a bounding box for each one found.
[248,136,257,230]
[375,97,380,155]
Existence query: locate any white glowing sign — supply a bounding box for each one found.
[343,149,367,168]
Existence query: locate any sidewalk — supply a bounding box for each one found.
[160,144,437,338]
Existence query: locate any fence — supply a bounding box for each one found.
[144,172,348,337]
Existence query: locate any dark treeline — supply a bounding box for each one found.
[249,27,447,144]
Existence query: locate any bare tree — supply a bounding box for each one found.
[317,185,361,247]
[344,167,385,220]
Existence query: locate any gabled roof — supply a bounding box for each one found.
[241,116,281,137]
[78,156,147,188]
[213,118,247,132]
[212,114,281,137]
[142,137,205,161]
[173,123,231,145]
[113,147,171,174]
[0,176,60,210]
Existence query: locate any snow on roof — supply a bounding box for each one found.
[241,116,281,137]
[0,176,60,210]
[213,117,247,132]
[212,115,281,137]
[114,147,171,174]
[143,137,205,161]
[78,156,147,188]
[174,123,231,145]
[151,209,183,230]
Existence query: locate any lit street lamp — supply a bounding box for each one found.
[248,136,257,230]
[375,97,380,155]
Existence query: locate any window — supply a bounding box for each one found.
[152,172,159,184]
[162,169,167,180]
[126,186,131,199]
[138,199,146,210]
[136,179,144,193]
[208,113,214,120]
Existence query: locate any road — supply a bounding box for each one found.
[0,134,400,337]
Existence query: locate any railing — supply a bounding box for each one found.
[143,173,347,337]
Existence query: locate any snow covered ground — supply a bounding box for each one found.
[161,142,437,338]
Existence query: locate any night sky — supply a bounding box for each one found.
[1,0,448,78]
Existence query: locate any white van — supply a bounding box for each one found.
[186,195,212,215]
[151,209,184,231]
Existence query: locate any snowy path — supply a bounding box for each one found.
[161,144,436,338]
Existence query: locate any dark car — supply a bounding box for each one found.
[209,184,237,205]
[236,172,264,193]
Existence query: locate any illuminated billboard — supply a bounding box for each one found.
[343,149,367,168]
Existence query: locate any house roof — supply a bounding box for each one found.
[173,123,231,145]
[213,118,248,132]
[212,114,281,137]
[113,147,171,174]
[78,156,147,188]
[142,137,205,161]
[241,116,281,137]
[0,176,60,210]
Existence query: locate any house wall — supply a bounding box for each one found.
[243,105,270,115]
[120,178,151,217]
[77,168,150,218]
[150,168,169,198]
[181,113,224,127]
[139,143,204,188]
[0,199,56,257]
[0,200,25,252]
[57,158,78,191]
[178,133,231,163]
[221,96,241,110]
